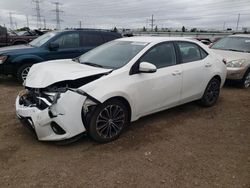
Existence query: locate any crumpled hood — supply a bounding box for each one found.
[25,59,112,88]
[211,49,250,62]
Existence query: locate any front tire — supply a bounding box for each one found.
[240,69,250,89]
[199,77,221,107]
[88,99,129,143]
[16,64,33,84]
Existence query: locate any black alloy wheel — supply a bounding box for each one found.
[200,78,221,107]
[88,99,129,143]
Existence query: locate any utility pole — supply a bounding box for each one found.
[33,0,42,29]
[150,14,155,32]
[52,2,63,30]
[236,13,240,32]
[26,15,29,28]
[9,12,14,29]
[43,18,46,29]
[223,22,226,31]
[79,20,82,28]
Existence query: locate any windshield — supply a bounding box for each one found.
[211,37,250,53]
[29,32,56,47]
[79,40,148,69]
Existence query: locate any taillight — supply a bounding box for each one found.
[222,58,227,65]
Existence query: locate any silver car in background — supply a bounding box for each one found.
[211,35,250,88]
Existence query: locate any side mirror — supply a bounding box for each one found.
[139,62,157,73]
[48,42,59,51]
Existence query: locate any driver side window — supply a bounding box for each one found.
[54,33,80,49]
[140,42,176,68]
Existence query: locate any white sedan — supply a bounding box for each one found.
[16,37,227,143]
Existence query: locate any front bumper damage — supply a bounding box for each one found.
[16,89,88,141]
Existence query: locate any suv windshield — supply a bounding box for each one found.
[79,40,148,69]
[29,32,56,47]
[211,37,250,53]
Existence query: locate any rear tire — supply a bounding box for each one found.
[240,69,250,89]
[88,99,129,143]
[16,64,33,84]
[199,77,221,107]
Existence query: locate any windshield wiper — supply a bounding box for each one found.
[224,48,244,52]
[82,62,104,68]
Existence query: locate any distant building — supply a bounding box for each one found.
[242,27,250,32]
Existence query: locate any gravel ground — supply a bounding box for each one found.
[0,76,249,188]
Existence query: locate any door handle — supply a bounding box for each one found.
[172,70,182,76]
[205,63,212,67]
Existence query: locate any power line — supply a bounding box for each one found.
[26,15,29,28]
[52,2,63,30]
[32,0,42,28]
[43,18,46,29]
[236,14,241,31]
[149,14,155,31]
[9,12,14,29]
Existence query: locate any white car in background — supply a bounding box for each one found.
[16,37,226,143]
[211,34,250,88]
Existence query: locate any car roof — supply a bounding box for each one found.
[117,36,200,43]
[228,34,250,38]
[54,29,120,35]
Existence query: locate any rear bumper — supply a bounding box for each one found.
[15,91,87,141]
[226,67,247,80]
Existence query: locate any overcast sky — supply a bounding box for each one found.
[0,0,250,30]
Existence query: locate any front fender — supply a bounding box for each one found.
[83,88,137,121]
[12,54,44,64]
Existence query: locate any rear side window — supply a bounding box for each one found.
[81,33,104,46]
[177,42,207,63]
[200,48,208,59]
[140,42,176,69]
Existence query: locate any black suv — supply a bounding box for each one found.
[0,29,122,82]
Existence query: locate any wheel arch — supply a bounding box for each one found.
[208,74,223,88]
[104,96,132,122]
[212,75,222,82]
[12,55,43,72]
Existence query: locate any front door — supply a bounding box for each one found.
[130,42,183,117]
[45,32,82,60]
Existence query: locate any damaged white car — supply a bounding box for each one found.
[16,37,227,143]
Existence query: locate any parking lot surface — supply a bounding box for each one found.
[0,77,249,188]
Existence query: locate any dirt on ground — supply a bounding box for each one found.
[0,76,249,188]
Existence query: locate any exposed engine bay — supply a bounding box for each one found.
[20,73,106,110]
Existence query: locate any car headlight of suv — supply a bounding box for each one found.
[0,55,8,64]
[226,59,247,68]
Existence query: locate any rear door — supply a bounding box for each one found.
[79,32,104,54]
[176,41,210,102]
